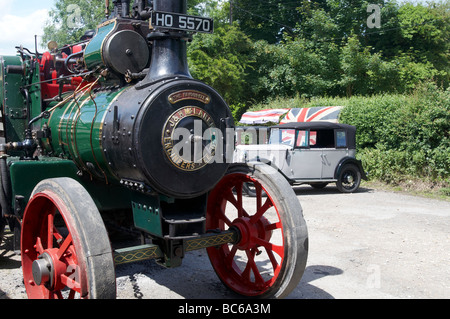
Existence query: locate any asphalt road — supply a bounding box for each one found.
[1,184,449,299]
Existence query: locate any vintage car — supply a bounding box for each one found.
[234,122,367,194]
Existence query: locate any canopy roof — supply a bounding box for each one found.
[280,106,342,124]
[239,109,289,124]
[239,106,342,125]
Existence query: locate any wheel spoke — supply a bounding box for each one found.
[68,289,76,299]
[266,221,282,232]
[217,207,232,227]
[224,181,249,217]
[35,237,45,254]
[250,197,273,224]
[61,273,81,292]
[47,213,54,249]
[225,245,238,269]
[56,233,73,259]
[224,188,238,208]
[265,246,280,271]
[255,183,263,211]
[241,249,254,282]
[254,237,284,258]
[244,249,265,286]
[235,181,245,218]
[53,228,64,243]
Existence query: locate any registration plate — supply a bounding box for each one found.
[150,11,214,34]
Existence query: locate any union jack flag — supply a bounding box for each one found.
[280,106,342,124]
[281,129,296,145]
[278,129,317,147]
[239,109,290,124]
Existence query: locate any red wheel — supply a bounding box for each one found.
[206,163,308,298]
[21,178,116,299]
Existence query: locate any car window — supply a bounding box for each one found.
[296,130,309,148]
[240,131,257,145]
[236,128,269,145]
[269,129,296,147]
[281,129,296,146]
[336,130,347,148]
[310,131,317,147]
[312,130,335,148]
[268,129,280,144]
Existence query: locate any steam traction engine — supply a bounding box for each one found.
[0,0,308,299]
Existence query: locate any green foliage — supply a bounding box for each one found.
[233,0,303,43]
[339,83,450,183]
[188,23,254,105]
[253,83,449,185]
[229,102,248,123]
[249,38,342,99]
[42,0,209,46]
[42,0,449,103]
[42,0,106,46]
[39,0,449,189]
[245,0,449,100]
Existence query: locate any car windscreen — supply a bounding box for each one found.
[269,129,296,147]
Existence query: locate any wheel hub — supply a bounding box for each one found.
[346,174,354,184]
[32,253,54,287]
[232,216,272,250]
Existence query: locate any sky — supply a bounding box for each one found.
[0,0,55,55]
[0,0,435,56]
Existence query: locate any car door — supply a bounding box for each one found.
[321,129,349,178]
[289,130,323,179]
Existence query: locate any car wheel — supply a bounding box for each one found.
[336,164,361,193]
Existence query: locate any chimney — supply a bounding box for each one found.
[140,0,192,87]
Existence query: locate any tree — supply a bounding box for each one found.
[42,0,214,46]
[232,0,304,43]
[188,23,254,105]
[396,2,450,88]
[42,0,105,46]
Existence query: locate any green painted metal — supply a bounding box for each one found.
[28,59,43,125]
[1,55,26,143]
[0,55,42,143]
[84,19,117,70]
[8,157,80,216]
[8,156,133,216]
[44,87,127,182]
[132,195,163,237]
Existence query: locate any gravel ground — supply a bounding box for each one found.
[1,184,449,299]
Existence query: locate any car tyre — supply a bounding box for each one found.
[336,164,361,193]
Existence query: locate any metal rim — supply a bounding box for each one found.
[339,165,361,192]
[206,172,286,297]
[21,191,87,299]
[21,178,116,299]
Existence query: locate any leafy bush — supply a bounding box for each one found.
[339,83,449,184]
[188,24,254,105]
[251,83,449,186]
